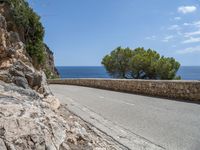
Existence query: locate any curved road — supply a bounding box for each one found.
[50,84,200,150]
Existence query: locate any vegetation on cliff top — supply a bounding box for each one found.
[4,0,45,65]
[102,47,181,80]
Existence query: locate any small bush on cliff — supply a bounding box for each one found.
[102,47,181,80]
[4,0,45,65]
[44,68,57,79]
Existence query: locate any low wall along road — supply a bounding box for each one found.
[48,79,200,101]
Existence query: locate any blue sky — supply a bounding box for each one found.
[28,0,200,66]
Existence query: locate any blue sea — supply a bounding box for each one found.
[57,66,200,80]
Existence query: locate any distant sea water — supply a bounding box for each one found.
[56,66,200,80]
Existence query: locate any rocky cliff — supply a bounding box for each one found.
[0,1,59,80]
[43,44,60,79]
[0,13,49,94]
[0,0,58,94]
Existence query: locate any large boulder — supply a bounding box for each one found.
[0,81,67,150]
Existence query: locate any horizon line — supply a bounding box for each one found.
[56,65,200,67]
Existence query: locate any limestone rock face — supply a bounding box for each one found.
[0,14,51,94]
[0,1,59,88]
[0,81,66,150]
[43,44,60,79]
[0,81,122,150]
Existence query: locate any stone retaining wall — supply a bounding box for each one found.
[48,79,200,101]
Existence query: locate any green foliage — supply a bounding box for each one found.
[102,47,181,80]
[130,48,160,79]
[26,40,45,65]
[102,47,133,78]
[44,68,57,79]
[6,0,45,64]
[156,57,181,80]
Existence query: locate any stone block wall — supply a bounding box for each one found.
[48,79,200,101]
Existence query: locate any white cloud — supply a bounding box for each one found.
[182,37,200,43]
[162,35,174,42]
[177,46,200,54]
[184,30,200,37]
[183,20,200,28]
[174,17,181,21]
[168,25,181,30]
[182,20,200,42]
[178,6,197,14]
[145,35,156,40]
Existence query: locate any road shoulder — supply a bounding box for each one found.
[55,93,165,150]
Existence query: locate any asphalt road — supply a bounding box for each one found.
[50,84,200,150]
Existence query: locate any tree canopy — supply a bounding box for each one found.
[102,47,181,80]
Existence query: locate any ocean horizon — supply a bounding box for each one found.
[56,66,200,80]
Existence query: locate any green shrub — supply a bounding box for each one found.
[5,0,45,65]
[44,68,57,79]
